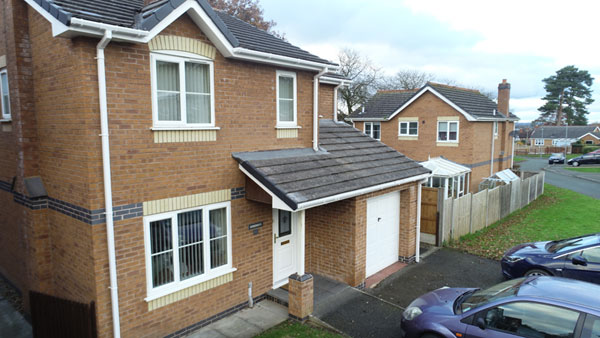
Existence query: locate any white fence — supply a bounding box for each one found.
[440,171,545,243]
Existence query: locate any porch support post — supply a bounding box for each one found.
[298,210,305,275]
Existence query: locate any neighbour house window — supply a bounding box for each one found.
[276,71,297,127]
[364,122,381,140]
[534,139,544,146]
[0,69,10,120]
[586,140,594,145]
[399,121,418,136]
[552,139,561,146]
[151,53,214,128]
[144,201,231,299]
[438,121,458,142]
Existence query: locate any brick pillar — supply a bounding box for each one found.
[288,274,313,322]
[399,185,417,262]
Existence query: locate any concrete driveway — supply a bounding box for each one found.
[314,248,502,337]
[518,158,600,199]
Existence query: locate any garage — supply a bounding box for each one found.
[366,191,400,277]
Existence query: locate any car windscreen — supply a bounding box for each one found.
[457,278,525,314]
[550,153,563,157]
[545,235,599,253]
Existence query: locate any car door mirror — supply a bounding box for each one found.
[476,317,486,330]
[572,255,588,266]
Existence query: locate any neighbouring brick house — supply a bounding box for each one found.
[579,132,600,145]
[0,0,431,337]
[528,125,600,152]
[347,80,519,195]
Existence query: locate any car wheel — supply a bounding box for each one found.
[572,161,579,167]
[525,269,551,277]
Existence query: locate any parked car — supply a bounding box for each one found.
[501,233,599,283]
[548,153,565,164]
[401,276,600,338]
[568,154,600,166]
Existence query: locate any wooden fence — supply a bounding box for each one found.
[30,291,97,338]
[439,171,545,243]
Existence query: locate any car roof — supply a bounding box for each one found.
[517,276,600,310]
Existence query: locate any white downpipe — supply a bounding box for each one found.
[415,182,423,263]
[333,83,343,122]
[97,30,121,338]
[510,123,516,168]
[313,68,328,151]
[490,123,495,176]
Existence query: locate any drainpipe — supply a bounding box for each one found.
[510,122,516,168]
[333,82,343,122]
[490,121,495,176]
[97,30,121,338]
[313,68,328,151]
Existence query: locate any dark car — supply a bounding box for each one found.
[548,152,565,164]
[501,233,600,283]
[401,276,600,338]
[568,154,600,166]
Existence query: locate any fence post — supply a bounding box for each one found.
[541,172,545,195]
[534,173,539,200]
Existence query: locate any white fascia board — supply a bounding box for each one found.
[24,0,70,37]
[239,165,294,212]
[387,86,477,122]
[346,117,386,122]
[578,132,600,140]
[296,173,432,211]
[232,47,337,72]
[320,77,350,85]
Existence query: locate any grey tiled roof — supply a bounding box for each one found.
[349,83,516,121]
[531,126,598,139]
[33,0,335,66]
[232,120,430,210]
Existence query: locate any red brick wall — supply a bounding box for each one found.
[319,84,335,119]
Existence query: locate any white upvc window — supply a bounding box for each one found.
[437,121,459,142]
[399,121,418,136]
[143,201,233,300]
[0,69,10,120]
[276,70,297,127]
[364,122,381,140]
[534,139,544,146]
[151,52,215,129]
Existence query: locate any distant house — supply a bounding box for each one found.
[529,126,600,150]
[347,80,519,195]
[578,132,600,145]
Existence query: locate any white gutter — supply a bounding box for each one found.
[70,18,148,39]
[233,48,338,73]
[415,180,425,263]
[490,122,495,176]
[296,173,432,210]
[313,68,328,151]
[97,30,121,338]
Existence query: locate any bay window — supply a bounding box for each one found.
[144,201,232,299]
[365,122,381,140]
[438,121,458,142]
[276,71,297,127]
[151,53,214,128]
[399,121,418,136]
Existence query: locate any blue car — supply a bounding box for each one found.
[401,276,600,338]
[501,233,600,283]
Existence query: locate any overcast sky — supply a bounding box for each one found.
[261,0,600,123]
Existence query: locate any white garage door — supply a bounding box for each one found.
[366,191,400,277]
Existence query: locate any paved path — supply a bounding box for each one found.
[0,295,31,338]
[519,158,600,199]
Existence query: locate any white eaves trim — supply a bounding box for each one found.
[25,0,336,72]
[578,132,600,140]
[388,86,477,122]
[239,165,294,212]
[346,117,386,122]
[319,77,350,86]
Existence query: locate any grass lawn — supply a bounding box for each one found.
[513,156,526,163]
[255,320,343,338]
[566,167,600,173]
[449,184,600,260]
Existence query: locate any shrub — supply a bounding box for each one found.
[583,145,600,154]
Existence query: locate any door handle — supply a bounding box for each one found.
[274,233,277,244]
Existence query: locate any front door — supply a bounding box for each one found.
[273,209,298,288]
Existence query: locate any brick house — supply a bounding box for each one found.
[528,125,600,151]
[0,0,430,337]
[579,132,600,145]
[347,80,519,195]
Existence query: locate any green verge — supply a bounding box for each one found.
[566,167,600,173]
[255,320,343,338]
[449,184,600,260]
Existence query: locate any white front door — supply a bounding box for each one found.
[366,192,400,277]
[272,209,298,288]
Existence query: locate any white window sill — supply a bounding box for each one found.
[437,141,459,147]
[151,126,221,131]
[144,267,237,302]
[0,119,11,123]
[275,125,301,129]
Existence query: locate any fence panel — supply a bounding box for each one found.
[499,184,512,219]
[442,198,453,243]
[30,291,97,338]
[520,178,530,209]
[510,180,521,213]
[470,190,487,232]
[529,176,537,202]
[486,187,501,226]
[536,172,544,198]
[451,194,472,240]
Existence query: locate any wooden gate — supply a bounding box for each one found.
[420,187,439,243]
[30,291,97,338]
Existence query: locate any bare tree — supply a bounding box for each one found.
[337,48,380,117]
[378,70,435,90]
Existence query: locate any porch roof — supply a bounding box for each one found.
[232,120,431,211]
[419,157,471,178]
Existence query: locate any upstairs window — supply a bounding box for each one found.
[365,122,381,140]
[399,121,418,136]
[151,53,214,128]
[276,71,297,127]
[0,69,10,120]
[438,121,458,142]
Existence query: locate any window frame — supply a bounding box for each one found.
[437,121,459,143]
[0,69,10,120]
[364,122,381,140]
[150,51,216,129]
[276,70,298,128]
[143,201,233,301]
[399,121,419,136]
[534,139,544,146]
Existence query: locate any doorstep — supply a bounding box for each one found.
[365,261,407,289]
[266,275,349,312]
